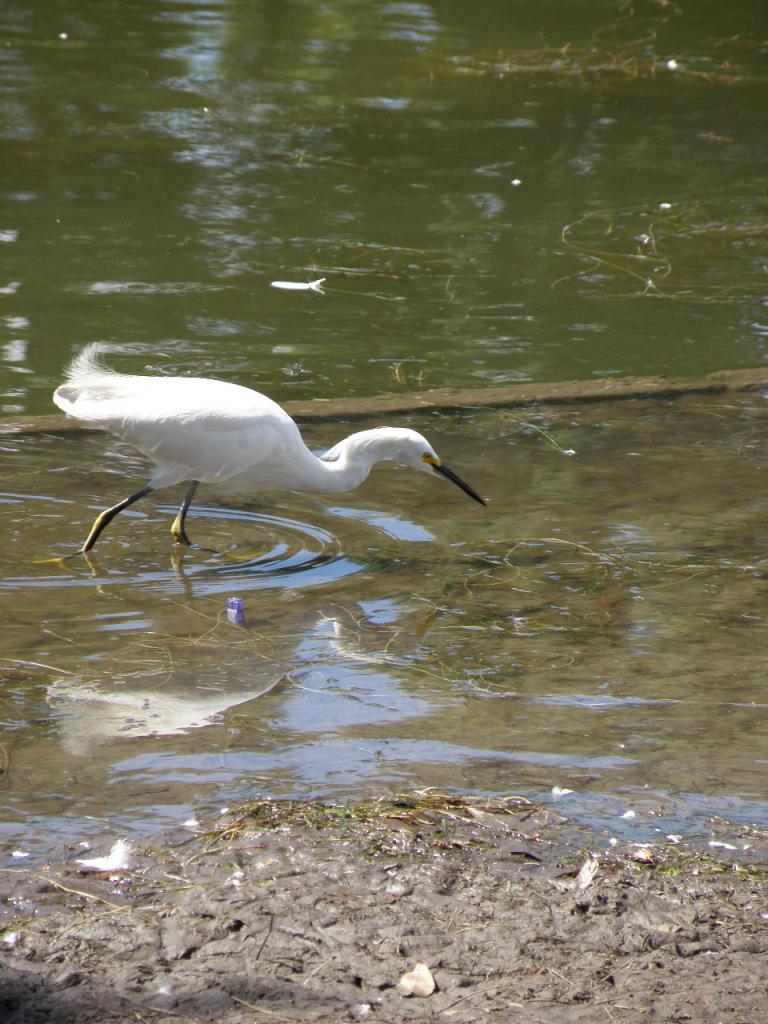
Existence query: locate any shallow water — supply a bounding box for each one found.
[2,394,768,858]
[1,0,767,858]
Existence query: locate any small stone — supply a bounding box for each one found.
[398,962,435,998]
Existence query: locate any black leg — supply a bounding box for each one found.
[81,485,154,553]
[171,480,199,545]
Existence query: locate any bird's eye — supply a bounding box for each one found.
[422,452,439,466]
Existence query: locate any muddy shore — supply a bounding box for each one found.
[2,794,766,1023]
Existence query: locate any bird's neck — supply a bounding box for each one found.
[308,429,396,493]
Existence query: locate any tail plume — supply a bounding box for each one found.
[53,344,121,419]
[62,343,114,386]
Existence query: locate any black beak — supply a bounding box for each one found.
[433,462,487,505]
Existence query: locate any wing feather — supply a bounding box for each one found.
[53,347,305,488]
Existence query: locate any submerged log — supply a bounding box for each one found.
[3,365,768,436]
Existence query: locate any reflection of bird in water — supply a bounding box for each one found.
[45,601,432,755]
[319,602,437,665]
[53,345,486,553]
[46,676,289,756]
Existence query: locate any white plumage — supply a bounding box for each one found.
[53,345,485,553]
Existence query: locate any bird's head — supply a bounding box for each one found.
[387,428,487,506]
[322,427,486,505]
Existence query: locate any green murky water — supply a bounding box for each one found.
[1,1,767,857]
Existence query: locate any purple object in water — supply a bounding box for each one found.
[226,596,245,625]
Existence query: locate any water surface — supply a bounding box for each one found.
[3,395,768,858]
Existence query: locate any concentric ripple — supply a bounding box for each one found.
[5,495,378,594]
[177,505,363,594]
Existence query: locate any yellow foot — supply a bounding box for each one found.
[33,552,101,577]
[32,554,80,568]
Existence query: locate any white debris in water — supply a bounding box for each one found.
[3,931,20,947]
[666,59,679,70]
[708,840,738,850]
[551,785,574,799]
[620,809,636,819]
[11,850,30,859]
[666,834,683,844]
[576,855,599,890]
[76,839,133,872]
[510,178,522,186]
[659,202,672,210]
[183,817,200,829]
[271,278,326,293]
[631,844,655,863]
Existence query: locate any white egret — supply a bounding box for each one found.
[53,345,486,553]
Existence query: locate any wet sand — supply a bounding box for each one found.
[2,795,766,1023]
